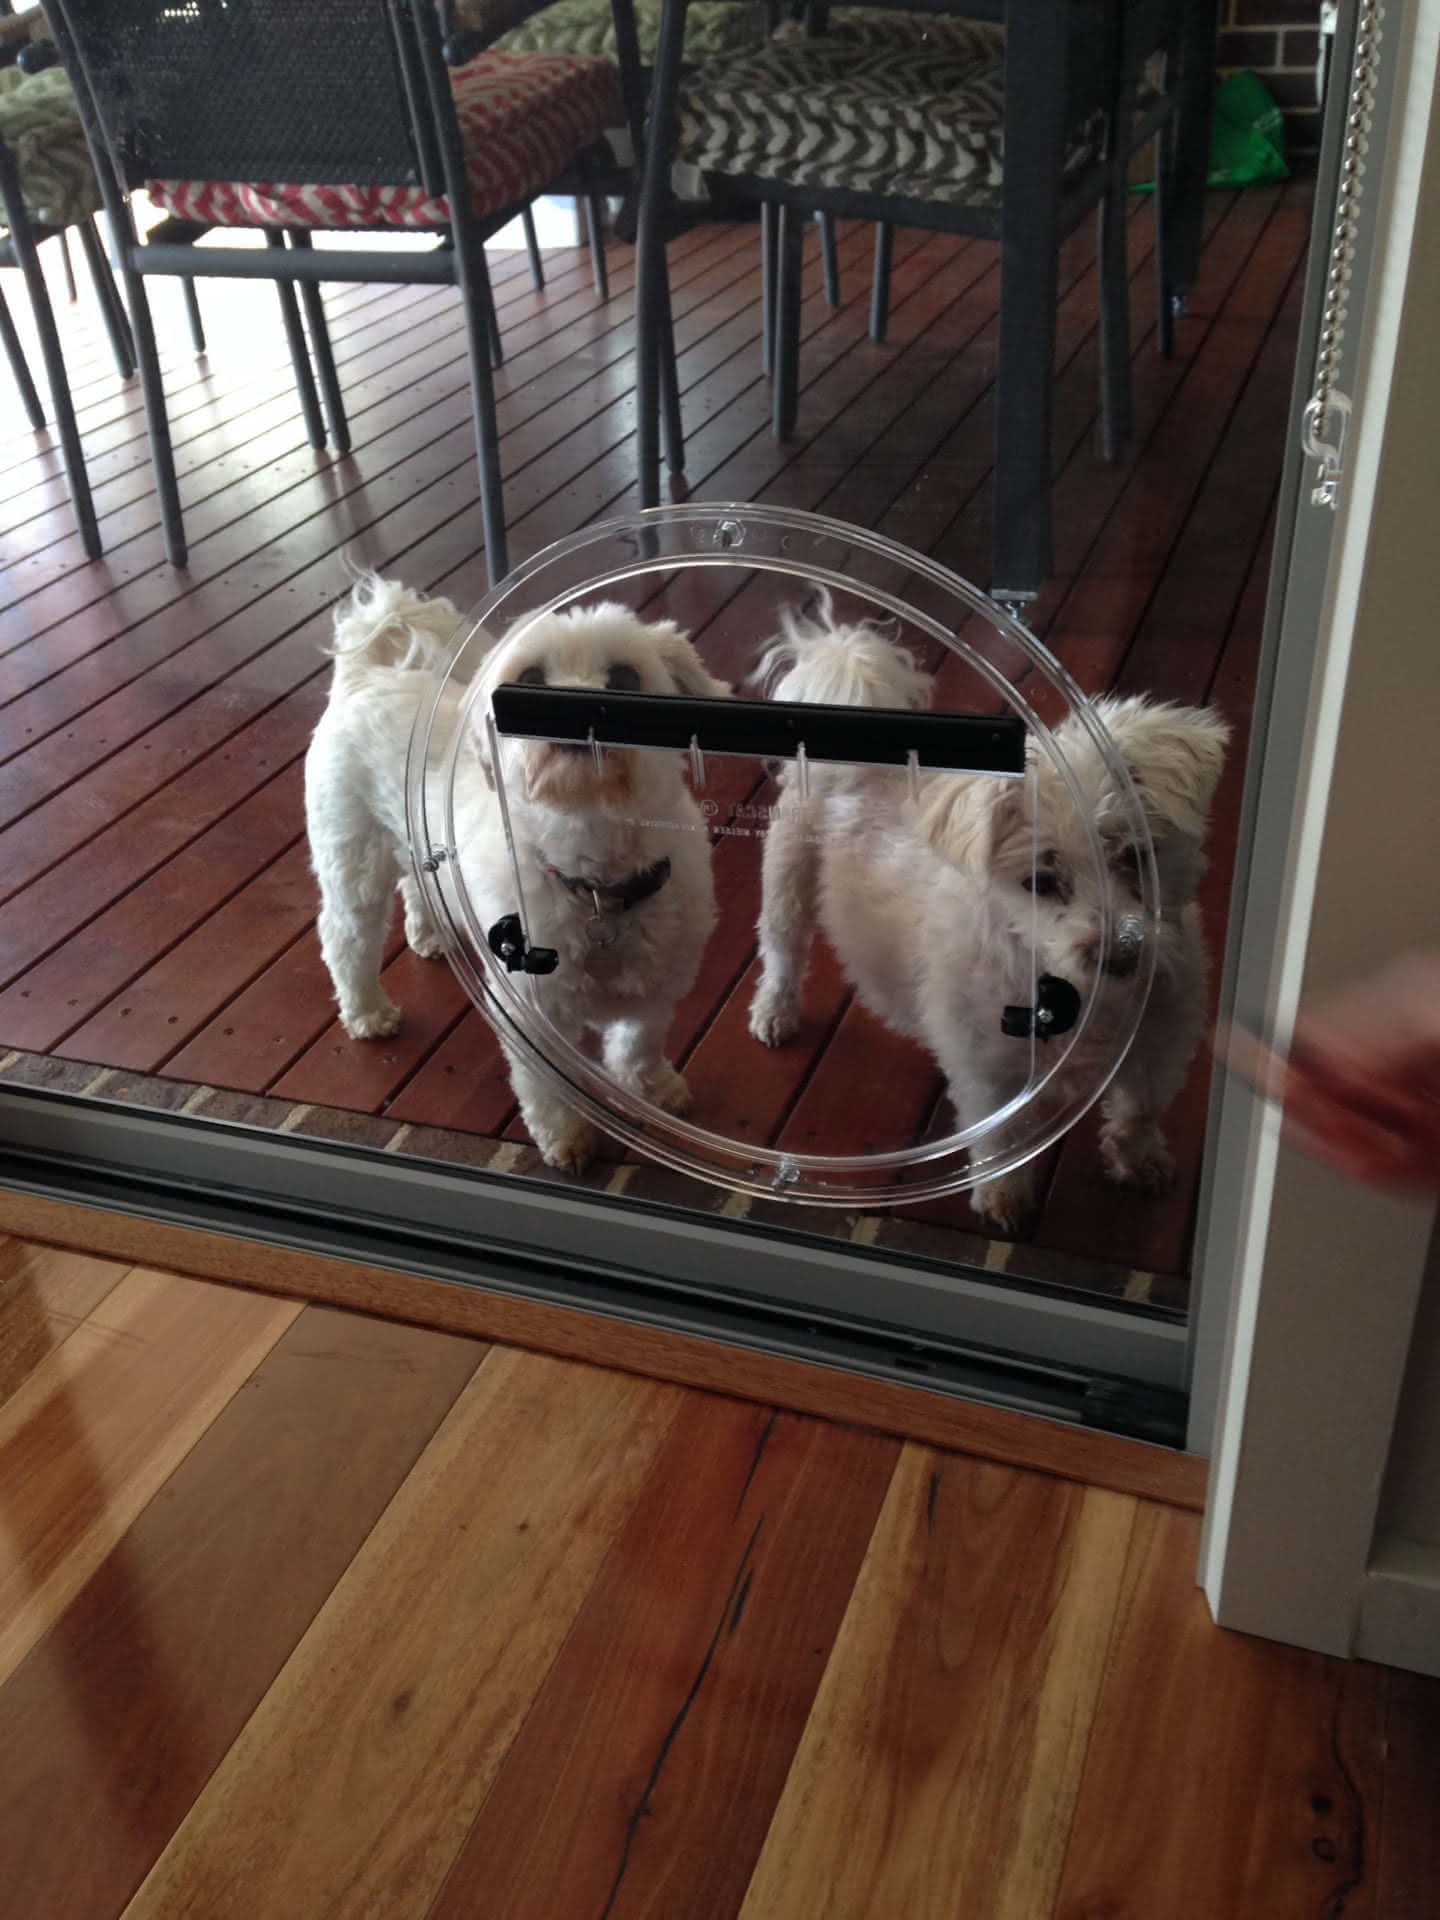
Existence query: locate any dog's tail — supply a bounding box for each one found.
[754,589,932,711]
[326,569,463,697]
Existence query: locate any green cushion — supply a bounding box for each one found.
[779,9,1004,61]
[678,39,1011,206]
[0,66,102,232]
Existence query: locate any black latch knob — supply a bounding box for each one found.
[487,914,558,976]
[1001,974,1082,1041]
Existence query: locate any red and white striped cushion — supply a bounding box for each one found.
[148,50,620,229]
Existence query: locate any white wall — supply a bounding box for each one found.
[1381,1221,1440,1551]
[1198,0,1440,1661]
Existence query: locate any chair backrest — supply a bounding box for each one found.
[45,0,438,193]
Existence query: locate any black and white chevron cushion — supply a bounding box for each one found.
[677,39,1092,207]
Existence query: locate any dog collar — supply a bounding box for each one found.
[544,857,672,916]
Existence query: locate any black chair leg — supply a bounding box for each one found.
[453,227,509,580]
[1153,122,1177,360]
[869,221,893,344]
[4,191,100,557]
[818,211,840,307]
[183,278,206,353]
[287,230,351,452]
[635,0,685,515]
[760,199,778,376]
[0,284,45,430]
[265,228,325,450]
[583,193,610,302]
[476,249,504,369]
[126,262,187,566]
[658,273,684,474]
[1097,176,1133,462]
[772,202,803,443]
[522,203,545,290]
[993,249,1058,602]
[58,227,78,303]
[76,217,135,380]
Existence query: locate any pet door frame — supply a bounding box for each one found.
[452,679,1155,1206]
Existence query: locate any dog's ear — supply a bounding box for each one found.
[915,772,1021,873]
[1100,700,1230,839]
[651,621,732,700]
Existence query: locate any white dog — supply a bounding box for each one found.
[747,603,1229,1228]
[305,574,728,1171]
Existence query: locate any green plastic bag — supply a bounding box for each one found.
[1135,70,1289,192]
[1208,70,1290,186]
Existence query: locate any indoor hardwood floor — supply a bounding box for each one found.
[0,184,1308,1306]
[0,1231,1435,1919]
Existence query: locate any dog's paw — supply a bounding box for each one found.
[647,1063,692,1115]
[972,1171,1035,1233]
[749,980,800,1048]
[405,923,446,961]
[534,1116,599,1174]
[1101,1125,1175,1193]
[340,997,402,1040]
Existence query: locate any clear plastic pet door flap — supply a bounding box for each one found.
[408,504,1161,1207]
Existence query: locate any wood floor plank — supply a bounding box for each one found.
[0,1268,300,1684]
[429,1396,899,1920]
[0,1305,482,1920]
[0,1241,129,1406]
[1377,1667,1440,1917]
[737,1446,1136,1920]
[119,1347,681,1920]
[1051,1504,1387,1919]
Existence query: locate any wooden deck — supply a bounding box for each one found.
[0,1237,1435,1920]
[0,185,1310,1303]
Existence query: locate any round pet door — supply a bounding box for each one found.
[407,505,1160,1206]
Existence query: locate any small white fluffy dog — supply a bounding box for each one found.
[305,574,728,1171]
[748,603,1229,1227]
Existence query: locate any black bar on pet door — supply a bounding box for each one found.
[488,685,1027,777]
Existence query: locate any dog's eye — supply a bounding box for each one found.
[1022,867,1064,898]
[606,663,642,692]
[515,666,546,687]
[1112,845,1142,885]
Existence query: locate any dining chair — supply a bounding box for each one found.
[485,0,851,349]
[1,51,138,558]
[637,0,1148,602]
[493,0,761,305]
[800,1,1193,357]
[46,0,673,577]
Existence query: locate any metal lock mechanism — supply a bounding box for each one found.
[487,914,558,976]
[1001,974,1082,1042]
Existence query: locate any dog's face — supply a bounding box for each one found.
[478,602,729,812]
[918,697,1230,992]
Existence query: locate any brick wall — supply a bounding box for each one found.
[1220,0,1327,154]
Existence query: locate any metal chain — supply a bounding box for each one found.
[1301,0,1385,508]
